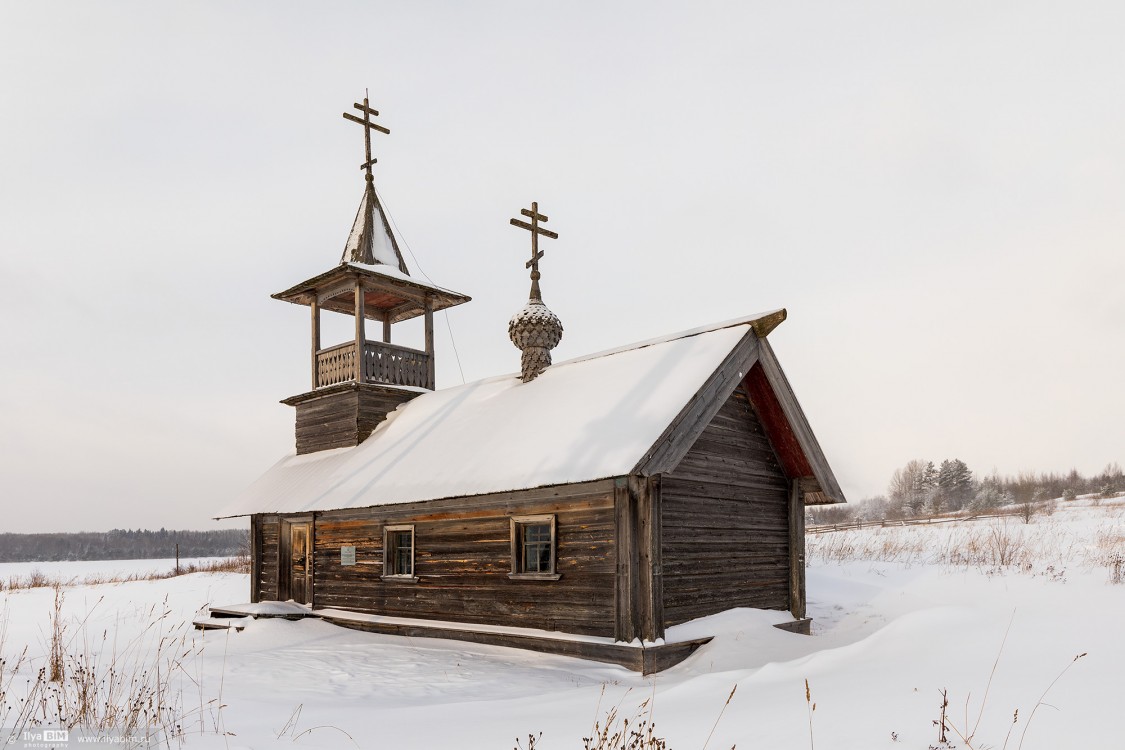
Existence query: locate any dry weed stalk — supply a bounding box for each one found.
[941,621,1086,750]
[804,679,816,750]
[933,688,949,745]
[701,685,737,750]
[0,606,32,736]
[48,583,66,682]
[1015,652,1086,750]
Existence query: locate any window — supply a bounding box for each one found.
[509,515,560,580]
[382,524,417,581]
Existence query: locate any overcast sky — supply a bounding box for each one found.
[2,2,1122,533]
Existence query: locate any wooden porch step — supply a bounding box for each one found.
[208,602,319,621]
[193,616,248,632]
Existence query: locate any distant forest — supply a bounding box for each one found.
[810,460,1125,524]
[0,528,249,563]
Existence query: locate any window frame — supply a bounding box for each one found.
[381,524,418,583]
[508,514,561,581]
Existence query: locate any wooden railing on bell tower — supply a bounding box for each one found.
[315,340,433,390]
[308,276,437,392]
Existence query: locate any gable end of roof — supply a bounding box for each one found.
[632,328,762,476]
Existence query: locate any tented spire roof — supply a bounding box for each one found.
[341,180,410,274]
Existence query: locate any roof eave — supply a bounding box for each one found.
[756,339,847,504]
[271,264,471,321]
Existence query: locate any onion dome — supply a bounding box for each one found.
[509,299,564,382]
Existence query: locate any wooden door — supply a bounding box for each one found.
[288,523,311,604]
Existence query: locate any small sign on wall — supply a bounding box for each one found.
[340,545,356,566]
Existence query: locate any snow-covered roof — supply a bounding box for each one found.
[343,262,462,298]
[270,260,471,323]
[219,312,785,519]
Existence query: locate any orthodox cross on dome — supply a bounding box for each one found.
[509,201,559,303]
[508,201,563,383]
[342,89,390,181]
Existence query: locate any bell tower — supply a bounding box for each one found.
[272,92,471,454]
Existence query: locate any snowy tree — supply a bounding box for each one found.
[973,482,1012,512]
[1065,468,1084,496]
[1097,462,1123,497]
[855,495,891,522]
[922,494,942,516]
[889,459,940,516]
[937,459,974,510]
[920,461,938,490]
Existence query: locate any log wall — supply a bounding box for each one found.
[257,480,617,637]
[257,515,280,602]
[290,384,420,454]
[660,385,790,626]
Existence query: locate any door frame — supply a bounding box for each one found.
[279,515,314,605]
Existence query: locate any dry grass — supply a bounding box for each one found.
[1,556,250,593]
[0,556,248,745]
[581,687,670,750]
[1110,556,1124,585]
[808,508,1124,579]
[0,587,227,747]
[516,684,739,750]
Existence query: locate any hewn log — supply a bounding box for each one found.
[789,479,806,619]
[423,295,435,390]
[354,276,365,382]
[614,478,635,641]
[250,515,262,603]
[310,300,321,388]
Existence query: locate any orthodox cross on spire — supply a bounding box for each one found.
[509,201,559,303]
[342,89,390,181]
[338,91,408,273]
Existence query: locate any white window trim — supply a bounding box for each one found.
[381,524,418,583]
[508,514,561,581]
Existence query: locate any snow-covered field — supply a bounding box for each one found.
[0,558,232,584]
[1,502,1122,749]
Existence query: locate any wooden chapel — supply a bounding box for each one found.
[216,93,846,673]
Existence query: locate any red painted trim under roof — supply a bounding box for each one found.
[743,362,812,479]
